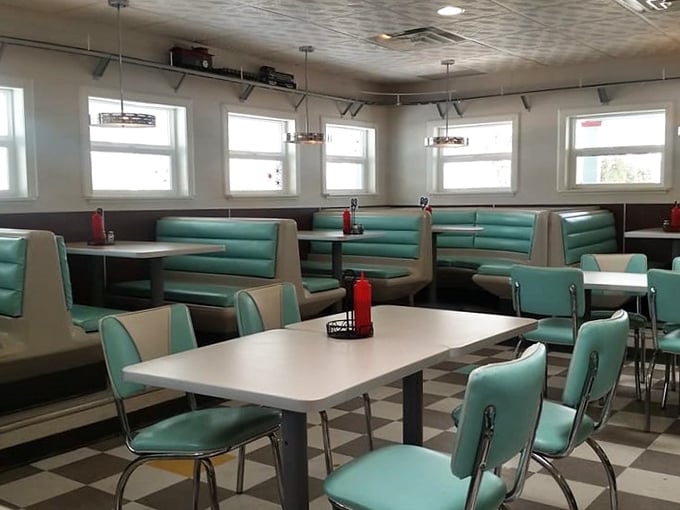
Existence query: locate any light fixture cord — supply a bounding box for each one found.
[445,62,451,135]
[304,49,310,133]
[116,4,124,115]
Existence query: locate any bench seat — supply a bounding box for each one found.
[111,280,242,307]
[437,256,518,271]
[70,304,124,333]
[301,260,412,279]
[301,276,342,293]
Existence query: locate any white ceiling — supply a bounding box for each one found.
[3,0,680,85]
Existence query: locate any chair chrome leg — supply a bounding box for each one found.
[408,293,415,306]
[672,355,677,391]
[320,410,334,474]
[513,338,524,359]
[531,453,578,510]
[586,438,618,510]
[236,445,246,494]
[634,329,642,401]
[662,354,671,409]
[203,458,220,510]
[362,393,374,451]
[114,457,149,510]
[268,433,285,506]
[645,351,658,432]
[192,460,201,510]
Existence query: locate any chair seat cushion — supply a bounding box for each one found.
[131,406,280,453]
[323,444,506,510]
[523,318,576,346]
[110,280,241,307]
[71,304,124,333]
[301,276,340,293]
[437,256,519,271]
[533,401,594,456]
[658,328,680,354]
[301,260,411,279]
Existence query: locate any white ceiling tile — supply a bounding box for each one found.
[522,0,631,26]
[440,12,547,40]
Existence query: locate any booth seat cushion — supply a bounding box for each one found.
[438,256,517,271]
[301,276,341,293]
[111,280,241,307]
[476,262,517,277]
[301,260,411,279]
[70,304,122,333]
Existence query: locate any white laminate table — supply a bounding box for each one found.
[625,228,680,259]
[582,271,647,294]
[66,241,224,307]
[123,327,450,510]
[430,225,484,302]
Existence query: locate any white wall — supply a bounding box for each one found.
[388,79,680,206]
[0,7,389,213]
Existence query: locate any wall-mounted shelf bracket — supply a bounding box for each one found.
[336,101,353,117]
[453,101,463,117]
[173,73,187,92]
[290,93,306,111]
[239,83,255,102]
[597,87,609,105]
[520,95,531,111]
[350,102,364,118]
[435,102,446,120]
[92,56,110,80]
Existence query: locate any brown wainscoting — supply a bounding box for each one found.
[0,208,317,305]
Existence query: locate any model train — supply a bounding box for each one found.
[169,46,296,89]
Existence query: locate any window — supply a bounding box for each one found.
[225,111,296,195]
[558,105,672,191]
[0,84,35,199]
[323,122,376,195]
[429,116,518,194]
[85,96,190,197]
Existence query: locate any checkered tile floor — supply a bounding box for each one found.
[1,343,680,510]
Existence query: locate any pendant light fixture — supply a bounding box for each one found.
[424,59,467,148]
[286,46,325,144]
[94,0,156,128]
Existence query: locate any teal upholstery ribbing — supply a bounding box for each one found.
[0,236,26,318]
[98,304,283,510]
[157,218,278,278]
[645,269,680,431]
[110,280,241,307]
[561,213,617,265]
[432,210,476,249]
[531,310,629,510]
[300,260,410,279]
[234,283,301,335]
[324,343,546,510]
[511,266,585,351]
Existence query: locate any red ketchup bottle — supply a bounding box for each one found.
[353,272,372,336]
[91,208,105,244]
[342,208,351,235]
[672,201,680,230]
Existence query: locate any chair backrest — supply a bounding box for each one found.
[511,265,585,318]
[580,253,647,307]
[556,310,629,456]
[648,269,680,325]
[452,343,546,505]
[99,304,197,400]
[234,283,301,336]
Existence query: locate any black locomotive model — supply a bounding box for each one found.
[169,46,296,89]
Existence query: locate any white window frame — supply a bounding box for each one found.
[427,114,519,195]
[0,77,37,201]
[322,118,377,196]
[80,88,193,199]
[223,105,298,198]
[557,103,673,192]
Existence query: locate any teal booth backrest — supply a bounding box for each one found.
[561,212,617,265]
[0,236,27,317]
[474,210,537,255]
[156,218,279,278]
[311,213,422,259]
[55,236,73,310]
[432,210,477,249]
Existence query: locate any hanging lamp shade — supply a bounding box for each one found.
[286,46,325,144]
[94,0,156,128]
[424,59,467,148]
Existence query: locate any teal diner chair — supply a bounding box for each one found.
[645,269,680,432]
[99,304,283,510]
[580,253,648,399]
[511,265,586,356]
[531,310,629,510]
[234,282,375,475]
[323,343,547,510]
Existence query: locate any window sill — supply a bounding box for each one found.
[430,189,517,197]
[557,185,671,193]
[224,192,300,199]
[323,191,379,198]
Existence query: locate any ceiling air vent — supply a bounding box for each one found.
[614,0,679,12]
[369,27,466,51]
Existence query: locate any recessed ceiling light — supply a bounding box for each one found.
[378,33,392,39]
[437,5,465,16]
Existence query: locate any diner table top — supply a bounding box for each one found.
[296,230,385,241]
[65,240,224,258]
[582,270,647,293]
